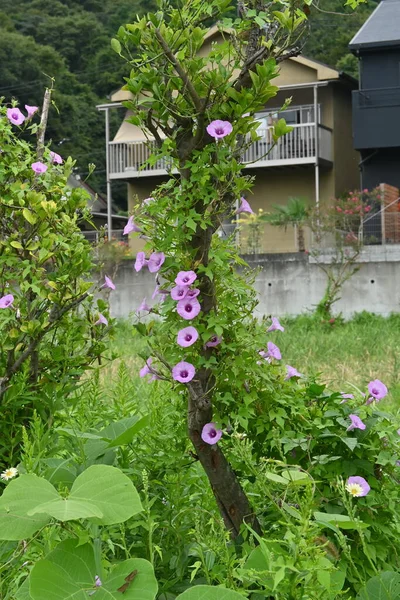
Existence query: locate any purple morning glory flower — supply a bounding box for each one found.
[186,288,200,298]
[6,107,25,125]
[0,294,14,308]
[340,392,354,403]
[235,197,254,215]
[175,271,197,286]
[171,285,189,301]
[177,297,201,320]
[152,285,160,300]
[134,251,147,272]
[172,361,195,383]
[267,341,281,360]
[205,335,222,348]
[140,358,153,378]
[148,252,165,273]
[177,326,199,348]
[31,161,48,174]
[103,275,115,290]
[201,422,223,445]
[267,317,284,332]
[137,298,151,313]
[94,313,108,325]
[123,216,141,235]
[397,429,400,436]
[346,476,370,497]
[367,379,387,402]
[94,575,102,587]
[285,365,302,380]
[49,151,63,164]
[206,120,233,140]
[25,105,38,118]
[347,414,366,432]
[143,197,154,205]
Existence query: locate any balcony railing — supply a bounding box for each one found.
[353,87,400,109]
[109,123,332,179]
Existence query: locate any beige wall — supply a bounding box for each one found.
[126,178,168,253]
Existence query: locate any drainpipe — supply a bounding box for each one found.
[313,84,320,241]
[104,107,112,241]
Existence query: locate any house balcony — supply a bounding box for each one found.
[353,87,400,150]
[109,123,332,180]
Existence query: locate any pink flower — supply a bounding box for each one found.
[236,197,254,215]
[340,392,354,403]
[140,358,153,378]
[6,108,25,126]
[284,365,302,380]
[94,575,102,588]
[175,271,197,286]
[172,361,195,383]
[205,335,222,348]
[31,161,48,174]
[143,197,154,205]
[25,105,38,118]
[346,476,370,497]
[267,341,281,360]
[206,120,233,140]
[267,317,284,332]
[347,414,366,432]
[336,206,343,213]
[147,252,165,273]
[367,379,387,402]
[171,285,189,301]
[201,422,223,445]
[136,298,151,313]
[177,326,199,348]
[94,313,108,325]
[365,206,371,213]
[103,275,115,290]
[177,297,201,320]
[397,429,400,436]
[0,294,14,308]
[123,216,141,235]
[49,151,63,165]
[186,288,200,298]
[134,251,147,272]
[151,285,160,300]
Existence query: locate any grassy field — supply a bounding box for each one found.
[109,312,400,410]
[277,312,400,408]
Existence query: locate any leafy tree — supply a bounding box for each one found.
[261,197,310,252]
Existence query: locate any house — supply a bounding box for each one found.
[101,26,359,253]
[350,0,400,191]
[67,174,129,240]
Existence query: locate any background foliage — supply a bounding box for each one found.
[0,0,377,207]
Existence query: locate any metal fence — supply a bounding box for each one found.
[81,229,125,243]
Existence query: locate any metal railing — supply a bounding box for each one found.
[353,87,400,109]
[109,124,332,178]
[81,229,125,243]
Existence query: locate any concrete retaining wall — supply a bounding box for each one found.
[107,251,400,319]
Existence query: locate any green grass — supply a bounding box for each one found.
[108,312,400,410]
[275,312,400,409]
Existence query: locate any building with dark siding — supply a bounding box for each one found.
[350,0,400,191]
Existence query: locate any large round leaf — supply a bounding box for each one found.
[29,498,103,521]
[67,465,143,525]
[0,474,55,540]
[357,571,400,600]
[29,540,157,600]
[176,586,245,599]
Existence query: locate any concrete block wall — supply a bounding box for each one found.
[106,250,400,319]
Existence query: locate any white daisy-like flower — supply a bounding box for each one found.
[1,467,18,481]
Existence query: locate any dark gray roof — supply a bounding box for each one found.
[349,0,400,52]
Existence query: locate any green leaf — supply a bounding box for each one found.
[111,38,122,54]
[66,465,143,525]
[29,540,158,600]
[341,437,358,451]
[29,498,103,521]
[176,586,244,600]
[357,571,400,600]
[0,474,55,540]
[314,512,369,530]
[10,240,23,249]
[101,415,150,447]
[22,208,37,224]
